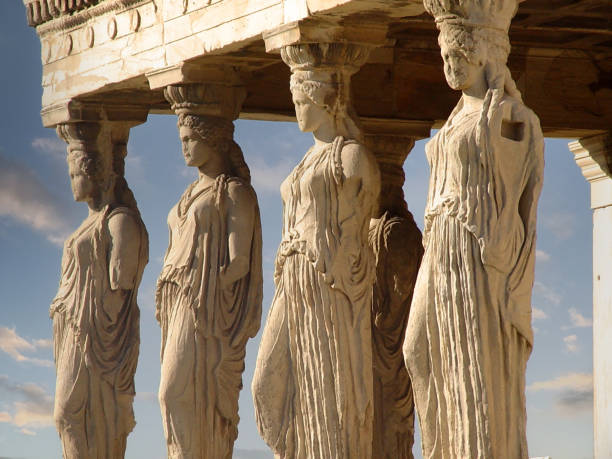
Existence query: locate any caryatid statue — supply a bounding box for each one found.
[156,83,263,459]
[252,43,380,458]
[51,122,149,459]
[366,135,423,459]
[403,0,544,457]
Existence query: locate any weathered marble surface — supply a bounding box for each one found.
[156,84,263,459]
[367,136,423,459]
[252,43,380,459]
[51,122,149,459]
[403,0,545,457]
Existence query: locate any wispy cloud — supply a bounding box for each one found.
[528,372,593,416]
[250,157,295,194]
[533,281,562,306]
[32,137,66,160]
[0,153,73,245]
[568,308,592,328]
[541,212,576,241]
[0,375,54,430]
[563,334,579,353]
[535,249,550,262]
[19,428,36,436]
[0,327,53,367]
[0,411,11,423]
[532,307,548,320]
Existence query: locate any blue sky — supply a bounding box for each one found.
[0,1,595,458]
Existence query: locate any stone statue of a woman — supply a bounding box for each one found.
[51,122,149,459]
[156,110,262,459]
[403,0,544,457]
[252,43,380,458]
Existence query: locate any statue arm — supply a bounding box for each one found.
[108,211,142,291]
[340,142,381,209]
[219,183,256,288]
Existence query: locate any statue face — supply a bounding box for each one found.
[68,159,94,202]
[179,126,215,168]
[440,44,483,91]
[292,90,328,133]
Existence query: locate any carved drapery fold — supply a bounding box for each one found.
[403,0,544,457]
[365,135,423,459]
[252,42,381,459]
[156,81,263,459]
[52,119,148,459]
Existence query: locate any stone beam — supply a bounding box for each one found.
[570,133,612,459]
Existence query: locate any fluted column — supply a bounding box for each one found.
[363,132,424,459]
[51,108,149,459]
[151,75,263,459]
[570,133,612,459]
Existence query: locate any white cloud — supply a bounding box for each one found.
[0,375,54,430]
[568,308,592,328]
[528,372,592,392]
[250,157,295,194]
[0,327,53,367]
[535,249,550,262]
[0,153,73,245]
[563,334,579,353]
[32,137,66,159]
[20,428,37,436]
[532,307,548,320]
[0,411,11,423]
[528,372,593,416]
[541,212,576,241]
[533,281,562,306]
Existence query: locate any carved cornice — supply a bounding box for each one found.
[570,133,612,210]
[24,0,149,33]
[570,134,612,184]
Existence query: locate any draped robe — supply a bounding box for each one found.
[253,137,380,459]
[51,205,148,459]
[403,95,544,459]
[156,174,262,459]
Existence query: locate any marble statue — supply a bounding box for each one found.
[403,0,545,457]
[252,43,380,459]
[367,136,423,459]
[156,93,263,459]
[51,122,149,459]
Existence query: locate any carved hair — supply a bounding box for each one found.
[281,43,370,142]
[112,140,140,213]
[177,114,251,184]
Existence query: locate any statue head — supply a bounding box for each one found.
[425,0,519,95]
[177,114,251,183]
[281,43,370,141]
[57,123,113,205]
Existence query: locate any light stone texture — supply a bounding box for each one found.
[252,43,380,459]
[403,0,545,458]
[51,121,149,459]
[367,135,423,459]
[570,134,612,459]
[156,83,263,459]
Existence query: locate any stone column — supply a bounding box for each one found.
[148,71,263,459]
[253,23,386,459]
[363,131,425,459]
[404,0,545,457]
[49,103,149,459]
[570,133,612,459]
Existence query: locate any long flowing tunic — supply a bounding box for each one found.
[369,211,423,458]
[156,174,262,459]
[51,205,148,459]
[253,137,379,459]
[403,96,544,459]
